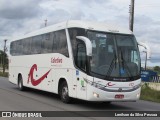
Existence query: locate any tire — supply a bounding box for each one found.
[59,81,71,103]
[102,101,111,105]
[18,75,25,91]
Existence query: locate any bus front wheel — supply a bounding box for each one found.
[60,81,70,103]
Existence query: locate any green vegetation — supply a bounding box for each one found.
[140,83,160,103]
[0,71,8,77]
[153,66,160,75]
[0,50,8,65]
[0,50,8,73]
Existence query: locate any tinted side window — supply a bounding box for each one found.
[31,35,42,54]
[11,40,23,56]
[68,28,86,62]
[54,30,69,57]
[52,32,57,52]
[10,30,69,56]
[23,38,32,55]
[76,42,87,71]
[41,33,53,53]
[10,42,15,55]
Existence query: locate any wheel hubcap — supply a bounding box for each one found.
[19,81,22,88]
[62,86,68,99]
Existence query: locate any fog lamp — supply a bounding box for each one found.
[93,92,99,98]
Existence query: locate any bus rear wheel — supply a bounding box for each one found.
[18,75,25,91]
[59,81,70,103]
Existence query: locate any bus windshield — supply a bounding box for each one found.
[87,31,141,81]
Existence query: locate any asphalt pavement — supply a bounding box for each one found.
[0,77,160,120]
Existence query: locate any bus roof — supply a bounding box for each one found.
[12,20,133,41]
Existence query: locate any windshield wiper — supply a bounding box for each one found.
[105,52,117,79]
[120,49,132,77]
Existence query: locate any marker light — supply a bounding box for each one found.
[136,93,140,98]
[93,92,99,98]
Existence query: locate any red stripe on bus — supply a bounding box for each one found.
[27,64,51,86]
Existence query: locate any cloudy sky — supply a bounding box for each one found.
[0,0,160,67]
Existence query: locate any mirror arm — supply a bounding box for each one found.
[138,42,151,59]
[76,36,92,56]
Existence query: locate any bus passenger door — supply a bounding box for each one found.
[75,42,87,99]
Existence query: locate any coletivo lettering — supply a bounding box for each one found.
[51,57,62,63]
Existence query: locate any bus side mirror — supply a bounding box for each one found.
[138,42,151,59]
[76,36,92,56]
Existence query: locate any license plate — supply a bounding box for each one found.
[115,94,124,99]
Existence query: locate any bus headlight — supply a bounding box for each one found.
[136,93,140,98]
[133,84,141,89]
[83,78,105,89]
[93,92,99,98]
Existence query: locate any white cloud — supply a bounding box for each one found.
[0,0,42,19]
[0,0,160,66]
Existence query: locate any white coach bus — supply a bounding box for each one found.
[9,20,141,103]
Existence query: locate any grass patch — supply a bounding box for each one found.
[140,83,160,103]
[0,71,8,77]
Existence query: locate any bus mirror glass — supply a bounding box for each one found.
[76,36,92,56]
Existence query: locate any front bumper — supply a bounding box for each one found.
[86,85,141,102]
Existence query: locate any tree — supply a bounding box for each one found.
[0,50,8,70]
[154,66,160,72]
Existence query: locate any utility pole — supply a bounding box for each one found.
[45,19,47,27]
[143,51,147,70]
[129,0,135,32]
[3,39,7,74]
